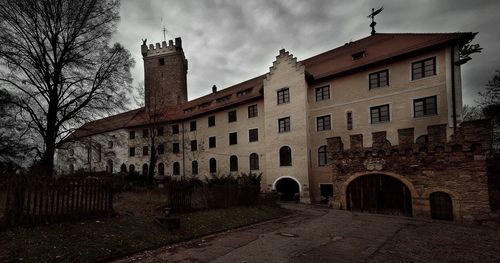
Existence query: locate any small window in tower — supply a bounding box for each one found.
[159,58,165,65]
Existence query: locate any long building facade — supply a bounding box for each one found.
[57,32,491,219]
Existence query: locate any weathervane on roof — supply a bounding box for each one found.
[368,7,384,35]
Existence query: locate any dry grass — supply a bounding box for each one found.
[113,188,167,218]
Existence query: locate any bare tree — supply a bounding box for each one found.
[462,104,484,121]
[0,89,32,167]
[0,0,134,175]
[479,70,500,118]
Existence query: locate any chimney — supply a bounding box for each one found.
[212,85,217,93]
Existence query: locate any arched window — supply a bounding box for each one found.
[279,146,292,166]
[142,163,148,177]
[318,146,328,166]
[192,161,198,175]
[230,155,238,171]
[158,162,164,176]
[106,159,113,174]
[209,158,217,173]
[173,162,180,175]
[129,164,135,174]
[120,164,127,173]
[249,153,259,170]
[69,164,74,174]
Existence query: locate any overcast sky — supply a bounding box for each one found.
[113,0,500,107]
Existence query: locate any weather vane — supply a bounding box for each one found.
[368,7,384,35]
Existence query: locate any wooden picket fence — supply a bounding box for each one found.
[2,176,114,227]
[167,184,261,212]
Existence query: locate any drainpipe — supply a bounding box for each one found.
[451,45,457,133]
[181,122,185,177]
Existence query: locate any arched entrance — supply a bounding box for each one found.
[346,173,413,217]
[430,192,453,221]
[275,177,300,202]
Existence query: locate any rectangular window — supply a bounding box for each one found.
[414,96,437,117]
[315,86,330,101]
[129,131,135,139]
[208,116,215,127]
[369,69,389,89]
[248,105,258,118]
[277,88,290,104]
[228,110,237,122]
[172,124,179,134]
[278,117,291,133]
[346,112,353,130]
[190,120,197,131]
[159,58,165,65]
[129,147,135,157]
[370,104,390,123]
[142,129,149,138]
[157,144,165,155]
[229,132,237,145]
[142,146,149,156]
[209,136,216,148]
[316,115,331,131]
[249,128,259,142]
[412,57,436,80]
[191,140,197,151]
[157,126,164,136]
[173,143,180,154]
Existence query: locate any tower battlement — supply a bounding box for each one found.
[141,37,183,57]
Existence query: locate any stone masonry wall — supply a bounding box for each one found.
[327,119,493,224]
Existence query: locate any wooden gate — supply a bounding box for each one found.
[346,174,413,217]
[430,192,453,221]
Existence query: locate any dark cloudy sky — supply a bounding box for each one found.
[113,0,500,106]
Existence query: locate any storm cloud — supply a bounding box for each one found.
[113,0,500,106]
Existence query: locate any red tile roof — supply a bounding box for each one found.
[67,32,474,140]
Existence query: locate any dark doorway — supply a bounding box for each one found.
[430,192,453,221]
[320,184,333,204]
[275,178,300,202]
[346,174,413,217]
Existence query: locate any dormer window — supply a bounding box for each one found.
[352,51,365,61]
[237,88,252,97]
[216,95,231,103]
[198,102,210,109]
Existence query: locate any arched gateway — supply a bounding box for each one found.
[274,177,300,202]
[345,173,413,217]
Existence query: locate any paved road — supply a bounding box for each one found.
[114,204,500,263]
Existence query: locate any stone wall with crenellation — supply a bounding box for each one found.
[326,119,495,224]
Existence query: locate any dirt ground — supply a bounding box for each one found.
[115,203,500,263]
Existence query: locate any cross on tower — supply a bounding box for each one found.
[368,7,384,35]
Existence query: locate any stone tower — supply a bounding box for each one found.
[141,37,188,110]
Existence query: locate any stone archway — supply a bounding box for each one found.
[274,177,300,202]
[343,172,415,217]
